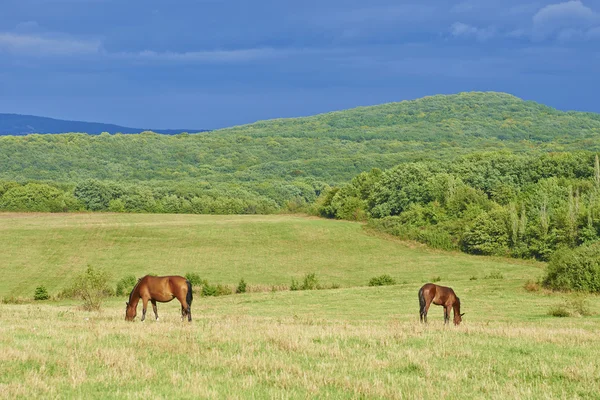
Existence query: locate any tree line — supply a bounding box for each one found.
[316,151,600,261]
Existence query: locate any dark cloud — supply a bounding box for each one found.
[0,0,599,128]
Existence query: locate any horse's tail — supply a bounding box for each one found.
[186,280,193,308]
[418,286,426,314]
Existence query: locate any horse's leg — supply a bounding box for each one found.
[151,299,159,321]
[141,297,149,322]
[423,299,432,324]
[444,305,452,325]
[175,294,190,322]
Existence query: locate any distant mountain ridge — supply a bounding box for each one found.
[0,113,207,135]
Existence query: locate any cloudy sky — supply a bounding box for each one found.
[1,0,599,129]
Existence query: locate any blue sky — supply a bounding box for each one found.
[1,0,599,129]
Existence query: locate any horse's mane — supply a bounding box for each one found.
[128,277,144,304]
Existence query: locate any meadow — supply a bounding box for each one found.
[1,213,599,399]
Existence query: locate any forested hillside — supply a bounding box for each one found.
[318,151,600,263]
[1,92,600,216]
[221,91,600,142]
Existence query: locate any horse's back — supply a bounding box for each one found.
[144,275,186,285]
[140,275,188,301]
[420,283,437,292]
[419,283,457,304]
[419,283,437,297]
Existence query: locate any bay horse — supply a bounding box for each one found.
[125,275,193,322]
[418,283,464,325]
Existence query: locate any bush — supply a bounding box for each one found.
[524,280,540,292]
[461,208,510,256]
[70,266,112,311]
[369,274,396,286]
[484,272,504,280]
[431,276,442,283]
[548,297,593,317]
[290,278,300,291]
[198,282,233,296]
[543,243,600,292]
[547,305,570,317]
[216,284,232,296]
[185,272,204,287]
[34,285,49,301]
[290,274,321,291]
[415,228,458,251]
[202,282,217,297]
[236,278,247,294]
[301,273,319,290]
[567,297,593,316]
[115,275,137,296]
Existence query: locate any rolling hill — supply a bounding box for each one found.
[1,92,600,184]
[0,113,206,135]
[219,91,600,142]
[2,91,600,213]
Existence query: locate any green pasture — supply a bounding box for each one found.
[1,213,599,399]
[0,213,542,297]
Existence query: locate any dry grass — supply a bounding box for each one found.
[1,295,599,399]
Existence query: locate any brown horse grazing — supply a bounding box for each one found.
[125,275,193,322]
[418,283,464,325]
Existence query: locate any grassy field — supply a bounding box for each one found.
[1,213,599,399]
[0,213,541,297]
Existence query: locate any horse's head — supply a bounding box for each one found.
[454,312,465,326]
[125,301,136,321]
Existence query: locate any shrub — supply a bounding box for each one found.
[290,274,322,291]
[290,278,300,291]
[115,275,137,296]
[215,284,232,296]
[431,276,442,283]
[301,273,319,290]
[34,285,49,300]
[70,266,112,311]
[568,297,593,316]
[548,305,570,317]
[200,281,234,297]
[0,183,79,212]
[368,275,396,286]
[543,243,600,292]
[185,272,204,287]
[414,228,458,251]
[461,208,510,256]
[484,272,504,280]
[202,282,217,297]
[108,199,126,212]
[236,278,247,294]
[524,280,540,292]
[548,297,593,317]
